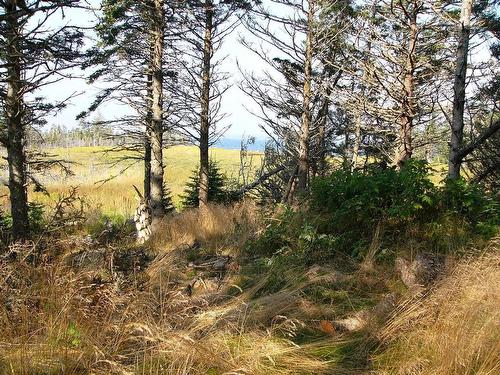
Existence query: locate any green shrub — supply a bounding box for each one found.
[308,160,438,255]
[297,224,338,263]
[246,160,499,263]
[245,207,339,265]
[28,202,45,233]
[309,160,436,226]
[244,206,298,257]
[441,178,499,228]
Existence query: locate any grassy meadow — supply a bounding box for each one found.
[0,145,263,217]
[0,148,497,374]
[0,145,452,219]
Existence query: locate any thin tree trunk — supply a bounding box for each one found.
[144,62,153,201]
[395,5,417,167]
[311,99,327,178]
[144,130,152,200]
[149,0,165,219]
[297,0,314,192]
[5,1,29,239]
[352,0,376,171]
[351,113,361,171]
[199,0,213,208]
[448,0,473,179]
[317,115,326,177]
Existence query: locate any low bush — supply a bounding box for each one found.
[309,160,437,231]
[308,161,498,256]
[248,160,499,262]
[441,178,499,235]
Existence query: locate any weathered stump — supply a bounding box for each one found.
[134,198,152,244]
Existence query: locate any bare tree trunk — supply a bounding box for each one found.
[5,1,29,239]
[297,0,314,192]
[281,166,298,204]
[317,114,326,177]
[144,65,153,201]
[351,113,361,171]
[149,0,165,219]
[311,98,327,178]
[395,6,417,167]
[199,0,213,208]
[448,0,473,180]
[352,1,376,171]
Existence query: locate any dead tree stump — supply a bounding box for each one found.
[133,186,152,244]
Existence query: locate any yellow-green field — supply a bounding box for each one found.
[0,147,449,218]
[0,145,263,217]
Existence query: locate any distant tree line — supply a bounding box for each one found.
[29,119,119,149]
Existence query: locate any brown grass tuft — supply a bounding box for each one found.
[373,237,500,375]
[149,201,261,252]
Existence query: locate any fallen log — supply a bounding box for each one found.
[236,165,286,195]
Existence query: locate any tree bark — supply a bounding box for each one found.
[394,4,417,167]
[5,1,29,239]
[149,0,165,218]
[144,61,153,201]
[199,0,213,208]
[317,113,327,177]
[297,0,314,192]
[448,0,473,179]
[352,113,361,171]
[236,165,286,195]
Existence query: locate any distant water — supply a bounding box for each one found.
[215,137,267,151]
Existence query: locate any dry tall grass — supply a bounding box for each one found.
[150,201,261,251]
[0,203,332,374]
[1,202,497,374]
[374,237,500,375]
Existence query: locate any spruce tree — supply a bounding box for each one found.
[181,160,228,209]
[0,1,85,239]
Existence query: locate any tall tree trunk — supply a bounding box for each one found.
[395,5,417,167]
[351,113,361,171]
[149,0,165,219]
[144,131,152,200]
[5,1,29,239]
[144,63,153,201]
[448,0,473,180]
[297,0,314,192]
[199,0,213,208]
[353,1,376,171]
[311,96,328,178]
[317,113,327,177]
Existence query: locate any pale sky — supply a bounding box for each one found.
[38,1,497,140]
[41,1,268,139]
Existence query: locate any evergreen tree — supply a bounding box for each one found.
[0,1,85,239]
[181,160,229,208]
[162,183,176,213]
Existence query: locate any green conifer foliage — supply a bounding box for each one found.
[162,184,176,213]
[181,160,229,208]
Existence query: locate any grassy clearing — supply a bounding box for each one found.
[0,145,263,216]
[0,155,496,374]
[0,201,498,374]
[0,203,335,374]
